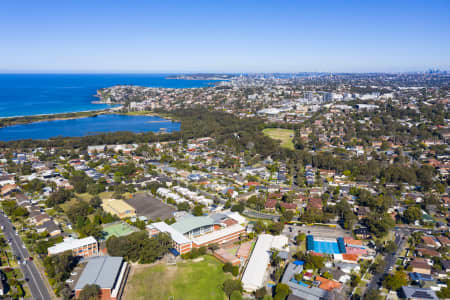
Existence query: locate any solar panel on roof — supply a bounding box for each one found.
[411,291,433,299]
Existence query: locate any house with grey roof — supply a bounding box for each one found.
[400,286,439,300]
[281,262,329,300]
[74,256,128,300]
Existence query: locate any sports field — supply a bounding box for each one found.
[262,128,295,150]
[102,222,139,240]
[123,256,231,300]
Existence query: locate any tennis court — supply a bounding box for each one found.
[102,222,139,240]
[313,240,341,254]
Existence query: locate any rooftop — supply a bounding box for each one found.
[147,222,191,244]
[192,224,245,245]
[48,236,97,255]
[400,286,438,300]
[74,256,124,290]
[171,216,216,234]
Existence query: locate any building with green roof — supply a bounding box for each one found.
[171,216,218,238]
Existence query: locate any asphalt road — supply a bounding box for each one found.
[0,212,52,300]
[365,229,407,294]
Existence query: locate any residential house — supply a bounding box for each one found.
[409,258,432,275]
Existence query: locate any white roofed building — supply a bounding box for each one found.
[48,236,98,257]
[242,234,289,292]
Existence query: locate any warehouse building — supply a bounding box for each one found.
[74,256,128,300]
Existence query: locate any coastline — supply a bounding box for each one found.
[0,108,114,129]
[0,107,179,129]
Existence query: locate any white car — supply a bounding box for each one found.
[65,279,74,283]
[22,244,26,249]
[18,260,21,265]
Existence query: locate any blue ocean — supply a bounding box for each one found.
[0,74,216,117]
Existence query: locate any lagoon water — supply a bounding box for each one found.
[0,74,217,117]
[0,114,180,141]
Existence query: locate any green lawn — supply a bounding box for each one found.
[124,256,231,300]
[262,128,295,150]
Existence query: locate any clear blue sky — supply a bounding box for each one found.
[1,0,449,73]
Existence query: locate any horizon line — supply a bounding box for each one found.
[0,70,448,75]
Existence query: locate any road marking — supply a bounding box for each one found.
[4,218,46,300]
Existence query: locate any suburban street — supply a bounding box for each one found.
[0,212,52,300]
[364,228,407,294]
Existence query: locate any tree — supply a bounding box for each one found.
[223,279,243,298]
[87,183,105,195]
[437,286,450,299]
[247,195,265,211]
[382,271,407,291]
[383,241,397,254]
[254,220,266,234]
[363,288,382,300]
[192,205,204,216]
[106,231,171,263]
[350,274,360,288]
[78,284,101,300]
[223,262,234,273]
[47,188,73,206]
[231,202,245,213]
[280,210,294,223]
[363,212,395,238]
[303,253,325,270]
[230,290,243,300]
[177,202,190,211]
[268,222,284,235]
[295,232,306,245]
[403,206,421,224]
[90,195,102,209]
[43,251,77,284]
[255,287,267,299]
[274,283,291,300]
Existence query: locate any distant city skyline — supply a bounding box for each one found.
[1,0,449,73]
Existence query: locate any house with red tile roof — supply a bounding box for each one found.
[265,199,277,210]
[1,184,19,197]
[437,235,450,247]
[422,236,438,248]
[416,247,441,258]
[316,276,342,292]
[341,254,359,263]
[308,198,323,210]
[279,202,297,211]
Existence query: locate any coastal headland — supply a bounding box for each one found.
[0,108,118,129]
